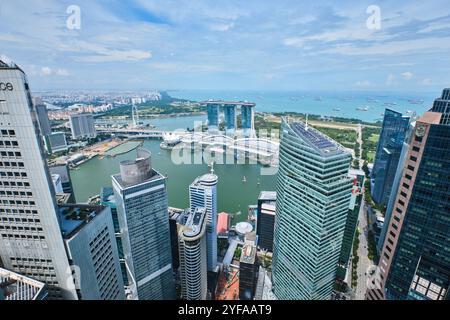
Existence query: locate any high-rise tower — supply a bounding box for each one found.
[272,118,353,300]
[371,109,410,205]
[0,60,78,300]
[189,167,218,272]
[368,89,450,300]
[178,207,208,300]
[112,148,176,300]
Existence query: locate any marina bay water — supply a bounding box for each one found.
[171,90,435,122]
[70,138,276,224]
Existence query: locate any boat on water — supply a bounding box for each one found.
[242,176,247,183]
[332,107,341,112]
[356,106,370,111]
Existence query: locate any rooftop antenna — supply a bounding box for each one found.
[305,114,309,131]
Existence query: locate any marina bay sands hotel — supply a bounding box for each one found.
[202,101,256,138]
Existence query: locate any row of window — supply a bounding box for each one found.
[0,190,33,197]
[0,225,43,232]
[0,140,19,148]
[0,151,22,158]
[0,180,30,187]
[0,129,16,137]
[1,233,45,239]
[0,199,36,206]
[0,208,38,215]
[0,217,40,223]
[0,161,25,168]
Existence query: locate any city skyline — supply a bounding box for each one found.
[1,1,450,92]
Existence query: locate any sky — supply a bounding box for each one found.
[1,0,450,92]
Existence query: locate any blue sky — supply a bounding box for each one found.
[1,0,449,92]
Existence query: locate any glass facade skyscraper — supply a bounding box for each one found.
[368,89,450,301]
[224,104,237,134]
[272,119,353,300]
[189,171,218,272]
[206,104,220,132]
[112,148,175,300]
[371,109,410,205]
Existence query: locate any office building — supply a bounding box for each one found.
[168,208,188,272]
[377,122,415,254]
[44,132,68,154]
[49,164,75,202]
[100,187,127,285]
[272,119,353,300]
[69,113,97,140]
[51,174,64,194]
[112,148,176,300]
[368,90,450,300]
[178,207,208,300]
[206,103,220,132]
[58,204,125,300]
[0,267,47,300]
[336,169,365,281]
[239,242,259,300]
[371,109,410,205]
[189,170,218,272]
[256,191,276,252]
[34,98,51,136]
[0,60,78,300]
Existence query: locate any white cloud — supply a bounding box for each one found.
[56,68,70,76]
[386,74,396,85]
[40,67,52,76]
[355,80,371,87]
[210,22,235,32]
[401,71,414,80]
[421,78,433,85]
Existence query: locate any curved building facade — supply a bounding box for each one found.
[189,172,218,272]
[272,119,353,300]
[178,207,208,300]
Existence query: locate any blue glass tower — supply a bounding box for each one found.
[272,119,353,300]
[371,109,410,205]
[224,104,237,134]
[207,103,220,132]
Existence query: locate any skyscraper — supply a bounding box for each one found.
[241,104,255,138]
[69,113,97,140]
[272,119,353,300]
[239,242,259,300]
[49,164,75,203]
[368,90,450,300]
[58,204,125,300]
[206,103,220,133]
[189,169,218,272]
[178,207,208,300]
[256,191,276,252]
[224,104,237,135]
[336,169,365,282]
[44,132,68,154]
[371,109,410,205]
[112,148,175,300]
[0,60,78,300]
[34,98,51,136]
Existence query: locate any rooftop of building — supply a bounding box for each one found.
[258,191,277,201]
[181,207,207,239]
[285,119,347,156]
[112,168,163,189]
[0,60,23,72]
[201,100,256,107]
[418,111,442,125]
[0,268,46,300]
[58,204,106,239]
[240,243,257,265]
[191,172,218,188]
[100,186,115,204]
[55,193,72,205]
